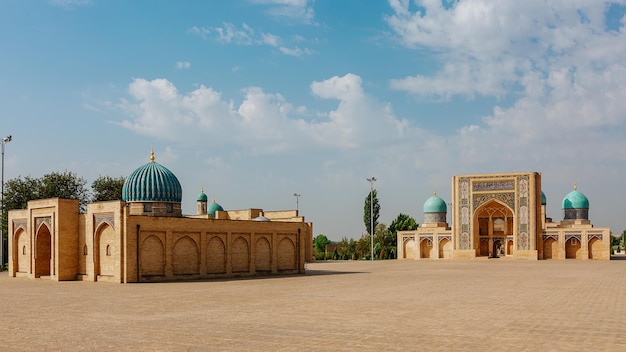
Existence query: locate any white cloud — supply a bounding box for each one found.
[118,74,420,153]
[385,0,626,167]
[249,0,315,23]
[175,61,191,70]
[190,22,312,56]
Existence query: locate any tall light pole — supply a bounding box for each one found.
[293,193,301,212]
[1,135,12,270]
[367,177,376,261]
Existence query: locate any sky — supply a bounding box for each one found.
[1,0,626,241]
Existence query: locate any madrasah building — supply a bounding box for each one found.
[397,172,611,260]
[7,151,313,283]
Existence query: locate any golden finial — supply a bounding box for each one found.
[201,187,204,193]
[433,187,437,196]
[573,182,577,190]
[150,146,155,162]
[212,196,216,203]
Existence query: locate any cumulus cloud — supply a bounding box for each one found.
[385,0,626,170]
[118,74,421,153]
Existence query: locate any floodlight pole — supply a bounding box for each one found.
[367,177,377,261]
[1,135,12,271]
[293,193,301,212]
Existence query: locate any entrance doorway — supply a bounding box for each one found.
[474,200,514,258]
[35,225,52,278]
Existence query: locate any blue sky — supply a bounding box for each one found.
[2,0,626,241]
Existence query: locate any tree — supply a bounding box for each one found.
[40,171,89,211]
[363,189,380,236]
[92,175,125,202]
[1,176,41,255]
[313,234,331,258]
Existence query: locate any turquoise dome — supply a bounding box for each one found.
[562,190,589,209]
[197,189,208,202]
[541,191,546,205]
[208,200,224,216]
[423,194,447,213]
[122,153,182,203]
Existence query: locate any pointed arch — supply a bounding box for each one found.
[34,224,52,278]
[207,236,226,274]
[254,237,272,272]
[173,235,199,275]
[96,223,116,277]
[277,237,296,271]
[232,236,250,273]
[141,235,165,276]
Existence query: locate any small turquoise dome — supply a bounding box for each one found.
[423,194,447,213]
[562,188,589,209]
[122,152,182,203]
[197,189,208,202]
[208,200,224,216]
[541,191,546,205]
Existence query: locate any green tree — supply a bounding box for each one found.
[2,176,41,260]
[40,171,89,211]
[363,189,380,236]
[313,234,331,259]
[92,175,125,202]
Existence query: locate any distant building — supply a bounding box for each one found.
[8,151,313,282]
[398,172,610,260]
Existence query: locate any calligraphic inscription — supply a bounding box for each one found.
[472,180,515,192]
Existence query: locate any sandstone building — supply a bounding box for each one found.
[7,151,313,282]
[398,172,610,260]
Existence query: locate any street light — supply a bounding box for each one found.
[367,177,377,261]
[1,134,12,270]
[293,193,301,212]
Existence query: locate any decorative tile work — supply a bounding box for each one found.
[12,219,27,232]
[472,180,515,191]
[588,233,603,241]
[543,233,558,241]
[95,213,115,230]
[438,234,451,243]
[472,192,515,210]
[565,232,581,242]
[35,216,51,231]
[517,175,530,250]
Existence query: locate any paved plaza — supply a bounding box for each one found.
[1,257,625,351]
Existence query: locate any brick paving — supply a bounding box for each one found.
[1,258,625,351]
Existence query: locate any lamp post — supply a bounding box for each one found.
[367,177,376,261]
[293,193,301,212]
[1,134,12,270]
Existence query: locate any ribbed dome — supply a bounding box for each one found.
[208,200,224,216]
[197,189,208,202]
[562,189,589,209]
[541,191,546,205]
[122,152,182,203]
[423,194,447,213]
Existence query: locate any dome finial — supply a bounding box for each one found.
[201,187,204,193]
[573,181,577,190]
[150,146,155,162]
[433,187,437,196]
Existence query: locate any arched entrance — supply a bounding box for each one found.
[420,238,433,258]
[565,237,581,259]
[543,238,558,259]
[35,225,52,278]
[474,200,514,258]
[403,238,415,259]
[588,237,602,259]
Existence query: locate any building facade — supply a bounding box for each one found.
[7,152,313,282]
[398,172,610,260]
